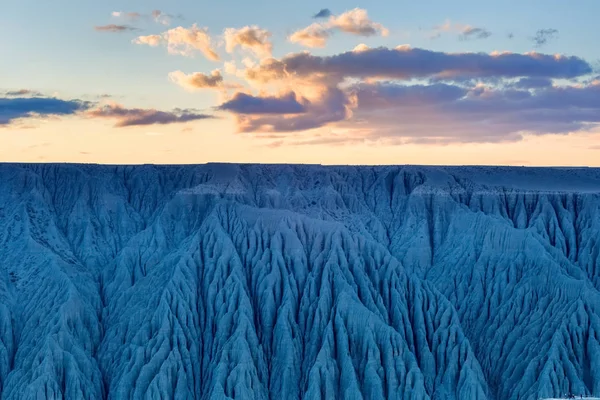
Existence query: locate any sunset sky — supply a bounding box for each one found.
[2,0,600,165]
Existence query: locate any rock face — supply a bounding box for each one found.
[1,163,600,399]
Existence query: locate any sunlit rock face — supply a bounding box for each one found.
[1,163,600,400]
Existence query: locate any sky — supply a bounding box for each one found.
[1,0,600,165]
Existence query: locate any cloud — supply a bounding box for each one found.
[86,103,214,127]
[169,70,223,90]
[95,24,138,32]
[221,87,355,132]
[224,26,273,58]
[353,44,370,52]
[329,8,389,36]
[111,11,142,20]
[512,77,553,89]
[112,10,179,26]
[343,80,600,143]
[289,8,388,48]
[313,9,332,19]
[428,20,450,39]
[4,89,44,97]
[152,10,170,25]
[459,27,492,41]
[151,10,181,26]
[354,82,468,108]
[132,34,162,47]
[133,24,219,60]
[289,23,331,48]
[0,96,91,125]
[168,70,241,91]
[217,92,307,114]
[533,28,558,48]
[221,44,597,139]
[429,20,491,40]
[245,47,592,84]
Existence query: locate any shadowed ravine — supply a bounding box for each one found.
[1,163,600,399]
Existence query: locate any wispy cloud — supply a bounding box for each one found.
[0,96,91,125]
[428,20,454,39]
[224,26,273,58]
[290,8,388,48]
[429,20,492,40]
[152,10,170,25]
[459,26,492,41]
[532,28,558,48]
[151,10,182,26]
[133,24,219,60]
[4,89,44,97]
[112,10,180,26]
[111,11,142,20]
[86,103,214,127]
[94,24,138,32]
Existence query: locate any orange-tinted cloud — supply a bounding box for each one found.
[132,34,162,46]
[224,26,273,58]
[330,8,389,36]
[214,44,598,141]
[169,70,224,90]
[133,24,219,60]
[289,8,388,48]
[289,23,330,48]
[168,70,242,91]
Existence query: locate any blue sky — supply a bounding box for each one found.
[1,0,599,164]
